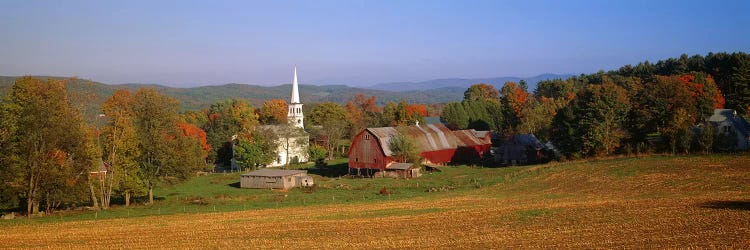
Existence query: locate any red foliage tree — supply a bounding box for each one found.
[178,122,211,158]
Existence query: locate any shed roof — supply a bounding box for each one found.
[242,169,307,177]
[366,124,489,156]
[386,162,414,170]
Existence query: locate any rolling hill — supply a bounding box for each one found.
[0,76,464,117]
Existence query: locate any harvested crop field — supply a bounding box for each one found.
[2,155,749,249]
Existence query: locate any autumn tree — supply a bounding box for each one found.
[258,99,288,125]
[1,77,96,215]
[308,102,350,159]
[405,104,428,123]
[100,90,144,208]
[178,122,211,159]
[500,82,529,133]
[344,94,382,136]
[203,99,259,166]
[464,83,500,103]
[131,88,203,204]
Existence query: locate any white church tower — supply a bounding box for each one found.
[288,67,304,128]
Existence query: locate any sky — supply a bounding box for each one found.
[1,0,749,87]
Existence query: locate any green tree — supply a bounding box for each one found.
[132,88,188,204]
[100,89,145,208]
[203,99,259,166]
[234,127,279,170]
[553,83,630,157]
[308,102,350,159]
[2,77,96,215]
[389,130,421,165]
[441,102,469,129]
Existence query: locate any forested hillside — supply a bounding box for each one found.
[0,76,463,117]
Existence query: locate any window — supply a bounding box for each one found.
[365,134,369,140]
[356,158,359,162]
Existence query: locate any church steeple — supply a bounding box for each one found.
[291,66,300,104]
[288,67,304,128]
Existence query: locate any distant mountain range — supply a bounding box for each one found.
[367,74,574,92]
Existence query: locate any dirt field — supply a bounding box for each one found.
[1,155,749,249]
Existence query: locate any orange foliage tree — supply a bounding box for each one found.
[178,122,211,159]
[345,94,382,136]
[405,104,428,121]
[258,99,288,125]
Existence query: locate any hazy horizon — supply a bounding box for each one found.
[1,0,749,87]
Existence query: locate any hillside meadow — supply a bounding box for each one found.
[1,155,748,248]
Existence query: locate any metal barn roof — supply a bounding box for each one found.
[366,124,488,156]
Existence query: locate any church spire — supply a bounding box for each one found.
[288,66,304,128]
[291,66,300,104]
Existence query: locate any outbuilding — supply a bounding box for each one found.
[240,169,314,189]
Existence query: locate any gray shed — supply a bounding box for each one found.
[240,169,313,189]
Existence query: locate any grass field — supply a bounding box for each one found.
[1,155,749,248]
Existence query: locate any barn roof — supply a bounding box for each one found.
[473,130,490,138]
[366,124,489,156]
[242,169,307,177]
[453,129,485,146]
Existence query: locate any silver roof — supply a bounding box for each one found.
[242,169,307,177]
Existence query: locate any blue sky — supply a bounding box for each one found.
[1,0,748,87]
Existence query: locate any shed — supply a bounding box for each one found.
[382,163,422,178]
[240,169,313,189]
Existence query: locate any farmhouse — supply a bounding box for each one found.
[348,123,491,175]
[240,169,314,189]
[708,109,750,150]
[494,134,550,165]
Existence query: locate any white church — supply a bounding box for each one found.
[258,67,310,167]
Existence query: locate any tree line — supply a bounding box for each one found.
[442,52,749,159]
[0,77,209,215]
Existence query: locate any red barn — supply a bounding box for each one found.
[348,123,491,175]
